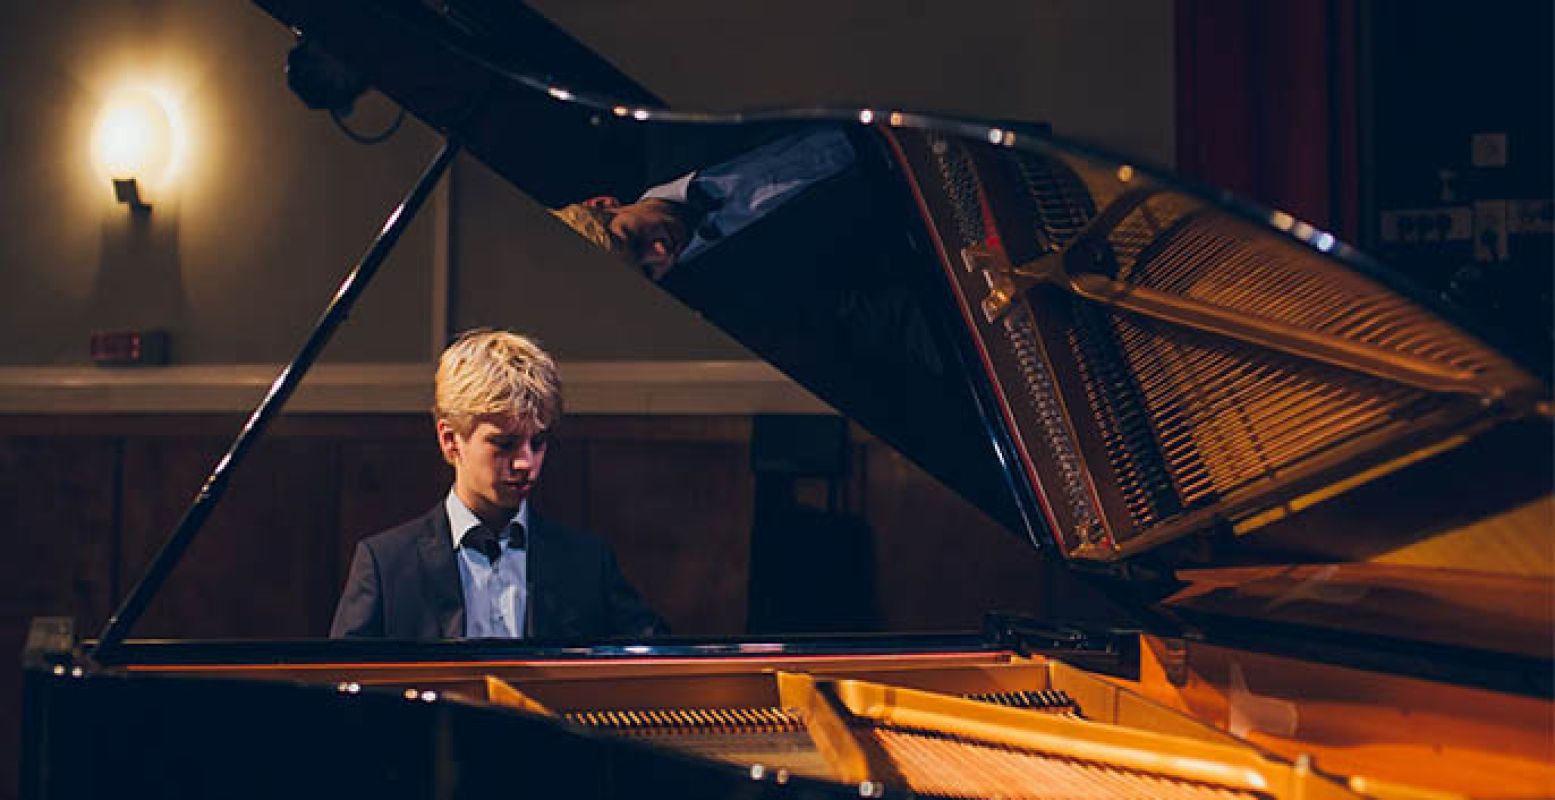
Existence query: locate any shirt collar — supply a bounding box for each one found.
[444,488,529,550]
[640,173,692,205]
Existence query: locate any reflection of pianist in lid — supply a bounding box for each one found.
[552,126,855,280]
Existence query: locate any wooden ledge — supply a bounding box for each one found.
[0,361,829,415]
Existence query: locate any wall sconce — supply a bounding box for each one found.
[111,177,150,213]
[92,88,182,214]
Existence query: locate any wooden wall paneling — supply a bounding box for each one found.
[861,442,1049,631]
[529,428,589,531]
[118,433,338,638]
[0,410,1096,645]
[0,435,118,800]
[0,436,119,631]
[335,436,449,591]
[583,435,754,636]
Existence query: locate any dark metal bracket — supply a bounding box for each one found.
[982,612,1141,681]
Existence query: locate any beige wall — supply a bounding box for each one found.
[0,0,1173,368]
[530,0,1176,165]
[0,1,439,365]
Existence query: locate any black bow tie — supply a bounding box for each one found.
[462,523,526,564]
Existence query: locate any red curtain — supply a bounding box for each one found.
[1175,0,1358,240]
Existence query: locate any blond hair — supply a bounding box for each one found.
[550,203,625,255]
[434,329,562,437]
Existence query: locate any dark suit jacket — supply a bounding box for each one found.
[329,506,667,639]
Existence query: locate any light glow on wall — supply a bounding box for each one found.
[90,85,187,194]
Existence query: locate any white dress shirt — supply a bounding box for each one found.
[444,490,529,638]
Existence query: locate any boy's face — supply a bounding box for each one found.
[438,415,550,524]
[581,196,689,279]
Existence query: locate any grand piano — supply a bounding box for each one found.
[21,1,1554,798]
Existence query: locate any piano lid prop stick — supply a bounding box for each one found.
[91,138,463,664]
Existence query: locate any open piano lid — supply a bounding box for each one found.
[251,0,1552,661]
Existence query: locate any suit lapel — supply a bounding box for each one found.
[526,514,584,638]
[416,508,465,638]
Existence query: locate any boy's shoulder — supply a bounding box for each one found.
[358,506,444,554]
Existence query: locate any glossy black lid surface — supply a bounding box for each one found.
[252,0,1551,569]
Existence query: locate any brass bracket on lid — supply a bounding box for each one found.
[960,245,1026,324]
